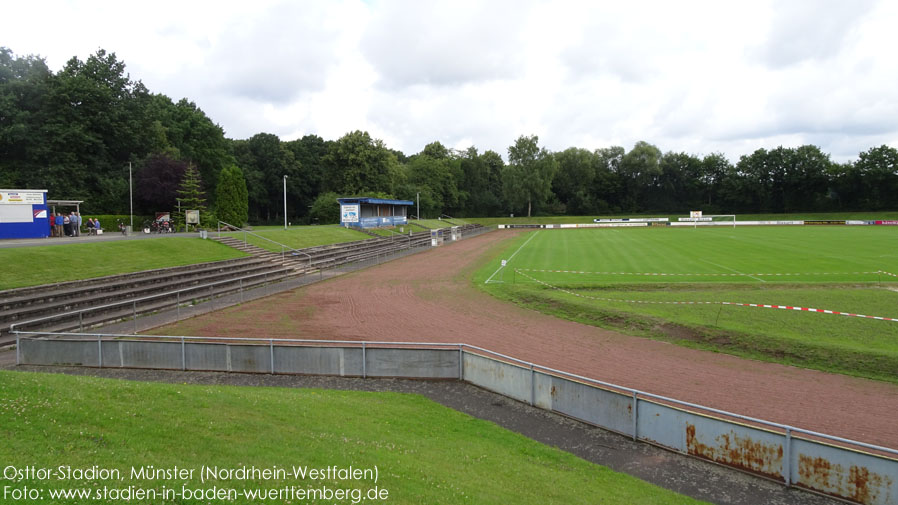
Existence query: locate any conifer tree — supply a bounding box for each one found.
[216,165,248,227]
[175,164,208,229]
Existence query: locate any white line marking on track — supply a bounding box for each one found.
[485,230,540,284]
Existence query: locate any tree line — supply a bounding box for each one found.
[2,47,897,226]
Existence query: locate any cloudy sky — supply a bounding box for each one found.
[4,0,897,161]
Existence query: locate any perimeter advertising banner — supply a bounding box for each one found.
[0,190,44,205]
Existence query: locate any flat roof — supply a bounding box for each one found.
[337,197,414,206]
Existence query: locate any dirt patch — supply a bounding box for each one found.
[152,230,898,450]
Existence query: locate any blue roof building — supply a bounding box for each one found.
[337,197,414,229]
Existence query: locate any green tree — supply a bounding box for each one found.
[322,131,398,195]
[308,191,341,224]
[232,133,301,223]
[502,135,558,217]
[618,141,661,212]
[855,145,898,210]
[553,147,596,214]
[175,164,208,229]
[216,165,249,227]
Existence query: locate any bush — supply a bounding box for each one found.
[309,192,341,225]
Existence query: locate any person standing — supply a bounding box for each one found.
[72,212,80,236]
[63,213,71,236]
[55,213,64,237]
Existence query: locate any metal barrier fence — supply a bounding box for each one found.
[11,332,897,505]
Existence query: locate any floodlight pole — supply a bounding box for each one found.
[283,175,288,230]
[417,192,420,220]
[128,162,133,231]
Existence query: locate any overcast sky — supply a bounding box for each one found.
[4,0,897,162]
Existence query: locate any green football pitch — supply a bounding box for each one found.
[477,226,898,382]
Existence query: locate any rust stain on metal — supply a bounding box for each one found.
[797,454,893,505]
[550,385,556,397]
[685,423,783,480]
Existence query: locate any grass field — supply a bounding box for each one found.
[0,371,705,505]
[219,224,371,252]
[0,238,246,291]
[476,226,898,382]
[470,212,898,227]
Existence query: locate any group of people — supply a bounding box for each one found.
[49,212,100,237]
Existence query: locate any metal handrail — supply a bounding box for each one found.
[217,220,312,271]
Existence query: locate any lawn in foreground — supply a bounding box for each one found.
[0,238,246,291]
[219,224,371,252]
[476,227,898,381]
[0,371,706,505]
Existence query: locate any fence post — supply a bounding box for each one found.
[529,363,535,406]
[784,428,792,486]
[181,336,186,371]
[632,392,638,441]
[132,301,137,334]
[270,339,275,374]
[362,342,367,378]
[15,332,20,365]
[97,333,103,368]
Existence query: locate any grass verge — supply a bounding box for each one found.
[0,238,246,291]
[0,371,706,505]
[219,225,371,252]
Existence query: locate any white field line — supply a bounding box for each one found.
[700,259,766,283]
[484,230,541,284]
[516,270,898,323]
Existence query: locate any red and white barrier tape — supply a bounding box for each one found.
[515,270,898,323]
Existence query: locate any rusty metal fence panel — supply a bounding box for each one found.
[791,437,896,504]
[535,373,634,437]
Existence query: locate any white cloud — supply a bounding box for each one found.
[3,0,897,161]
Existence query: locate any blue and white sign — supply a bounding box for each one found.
[341,204,359,223]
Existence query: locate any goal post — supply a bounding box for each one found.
[679,211,736,228]
[707,214,736,228]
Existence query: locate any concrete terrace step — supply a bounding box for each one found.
[0,260,285,330]
[19,266,290,335]
[0,256,285,345]
[0,256,260,304]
